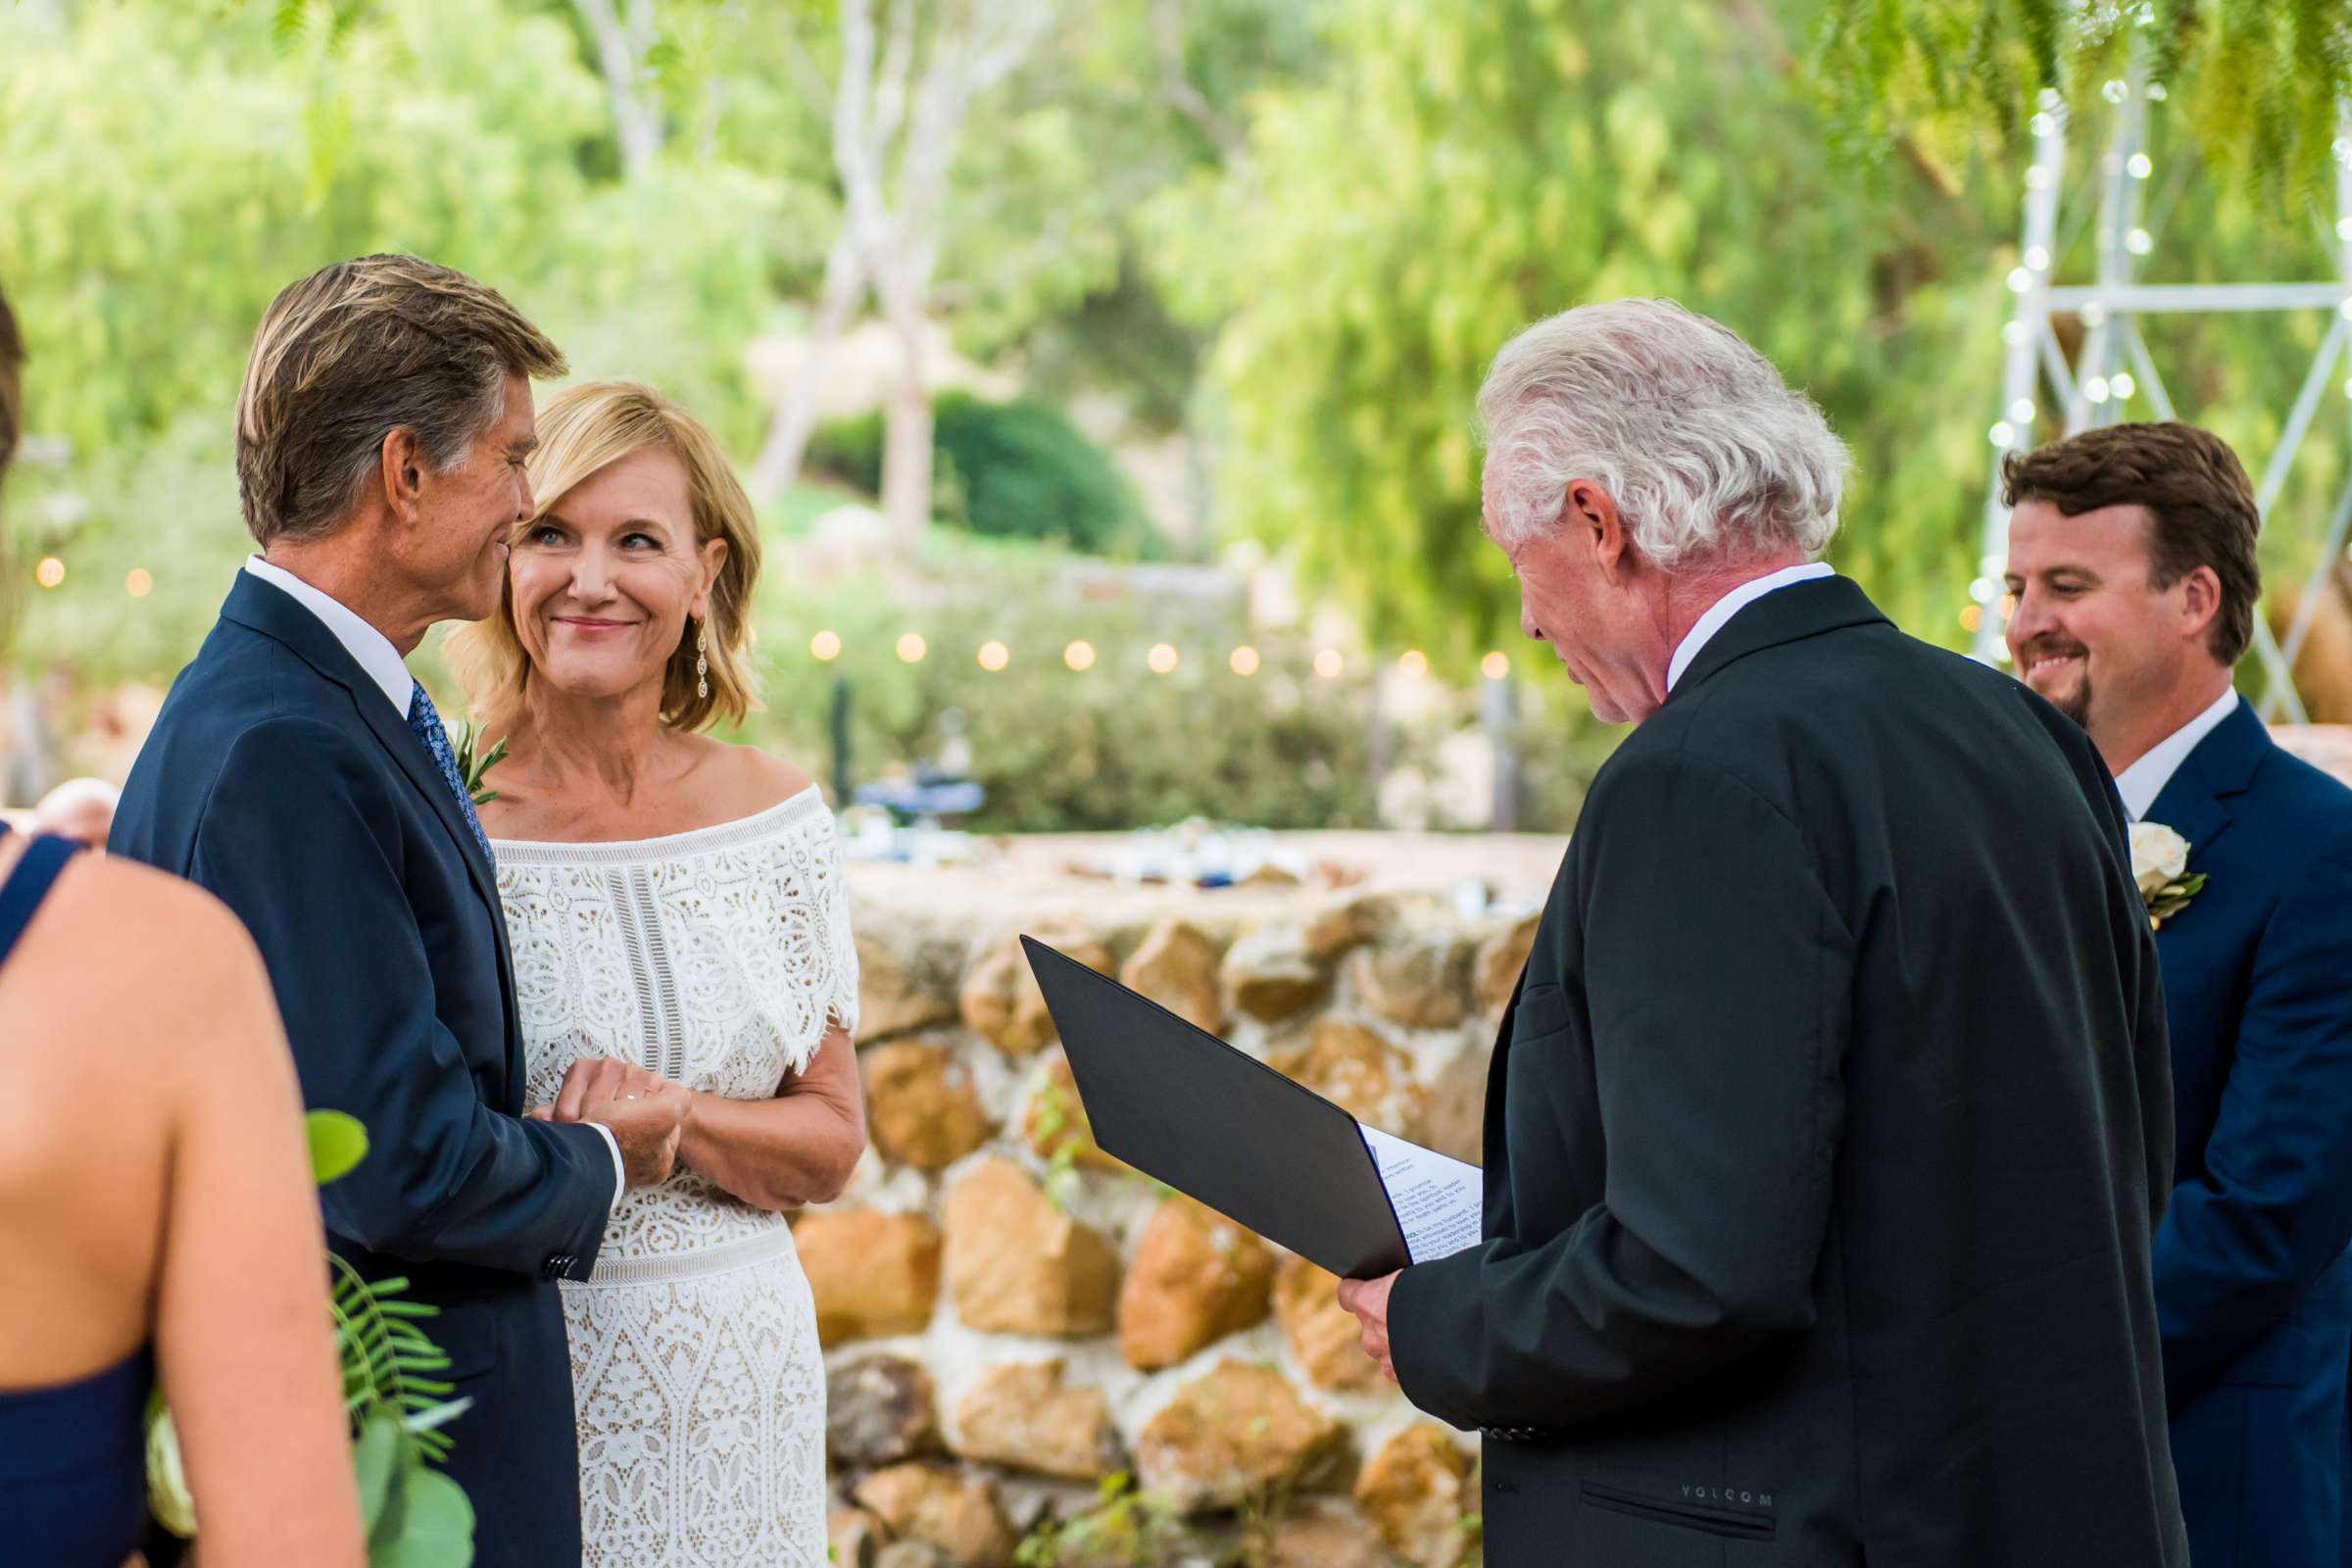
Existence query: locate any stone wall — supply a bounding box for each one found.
[808,858,1545,1568]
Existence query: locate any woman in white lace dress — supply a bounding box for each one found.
[448,381,866,1566]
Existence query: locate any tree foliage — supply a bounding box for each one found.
[1152,0,2352,661]
[1147,0,2023,657]
[1812,0,2352,203]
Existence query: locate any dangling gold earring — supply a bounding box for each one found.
[695,618,710,702]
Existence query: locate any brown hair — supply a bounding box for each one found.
[0,283,22,489]
[235,254,565,548]
[445,381,764,734]
[2001,420,2262,665]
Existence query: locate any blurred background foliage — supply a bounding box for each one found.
[5,0,2350,828]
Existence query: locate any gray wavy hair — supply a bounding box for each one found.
[1478,299,1850,566]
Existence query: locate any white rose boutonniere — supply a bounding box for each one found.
[2130,820,2206,930]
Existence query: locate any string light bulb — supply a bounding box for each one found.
[1147,643,1179,674]
[1063,640,1096,671]
[977,640,1009,671]
[810,630,842,662]
[896,632,927,663]
[1313,649,1345,679]
[124,567,153,598]
[33,557,64,589]
[1480,651,1510,681]
[1397,650,1428,678]
[1229,645,1260,676]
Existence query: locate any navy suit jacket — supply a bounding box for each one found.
[2146,699,2352,1568]
[111,571,613,1568]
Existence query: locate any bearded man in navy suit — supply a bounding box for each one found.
[2006,420,2352,1568]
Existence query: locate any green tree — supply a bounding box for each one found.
[1149,0,2021,660]
[1151,0,2352,664]
[1812,0,2352,202]
[0,0,820,679]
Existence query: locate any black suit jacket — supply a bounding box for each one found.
[1389,578,2187,1566]
[111,571,613,1568]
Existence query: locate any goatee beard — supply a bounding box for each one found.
[2051,678,2091,729]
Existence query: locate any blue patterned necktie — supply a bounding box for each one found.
[406,684,495,865]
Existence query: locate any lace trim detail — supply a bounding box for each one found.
[488,785,826,864]
[577,1221,802,1287]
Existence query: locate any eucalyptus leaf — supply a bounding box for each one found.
[353,1407,403,1538]
[144,1406,197,1539]
[373,1465,475,1568]
[308,1108,370,1185]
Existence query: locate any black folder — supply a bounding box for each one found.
[1021,934,1423,1280]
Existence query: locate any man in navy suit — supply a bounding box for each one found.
[2005,420,2352,1567]
[112,256,691,1567]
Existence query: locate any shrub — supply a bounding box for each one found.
[805,392,1154,556]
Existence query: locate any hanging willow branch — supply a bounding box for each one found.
[1809,0,2352,206]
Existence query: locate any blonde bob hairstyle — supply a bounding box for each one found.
[448,380,763,734]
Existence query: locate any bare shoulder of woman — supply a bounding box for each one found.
[684,735,814,817]
[40,856,282,1067]
[44,858,367,1562]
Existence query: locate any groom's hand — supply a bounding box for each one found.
[1337,1270,1402,1384]
[584,1083,693,1188]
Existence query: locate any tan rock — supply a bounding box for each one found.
[858,927,961,1041]
[944,1157,1120,1336]
[951,1359,1121,1481]
[1270,1019,1410,1126]
[796,1208,942,1346]
[1274,1256,1387,1394]
[874,1544,949,1568]
[1119,1198,1277,1370]
[1348,938,1470,1030]
[1354,1426,1477,1568]
[1264,1500,1396,1568]
[963,920,1113,1056]
[864,1040,995,1171]
[1120,917,1227,1035]
[1472,912,1540,1020]
[828,1354,940,1467]
[829,1505,886,1568]
[1304,892,1401,963]
[1405,1048,1488,1166]
[1133,1360,1350,1513]
[854,1464,1017,1568]
[1223,924,1329,1023]
[1022,1053,1127,1174]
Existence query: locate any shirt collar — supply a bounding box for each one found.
[242,557,416,716]
[2114,687,2240,822]
[1666,562,1837,692]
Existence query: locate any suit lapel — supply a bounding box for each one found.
[221,573,523,1089]
[2142,700,2270,866]
[222,573,503,913]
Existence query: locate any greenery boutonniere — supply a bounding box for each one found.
[453,721,508,808]
[2131,821,2207,931]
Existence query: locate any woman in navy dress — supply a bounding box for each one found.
[0,286,362,1564]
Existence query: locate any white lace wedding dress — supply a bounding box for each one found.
[491,787,858,1567]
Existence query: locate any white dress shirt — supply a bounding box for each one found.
[2114,688,2240,823]
[244,556,416,713]
[1666,561,1837,692]
[240,559,628,1206]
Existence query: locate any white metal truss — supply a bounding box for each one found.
[1969,75,2352,723]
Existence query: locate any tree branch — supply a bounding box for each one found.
[1152,0,1244,160]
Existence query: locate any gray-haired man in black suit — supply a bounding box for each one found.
[1338,299,2187,1565]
